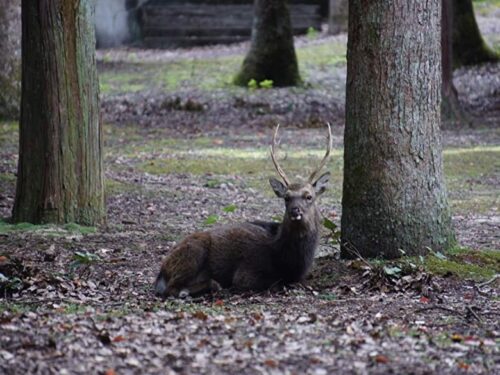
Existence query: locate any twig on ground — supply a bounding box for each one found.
[342,241,372,269]
[465,306,483,324]
[414,304,462,316]
[477,274,499,288]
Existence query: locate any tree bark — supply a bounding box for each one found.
[0,0,21,120]
[234,0,301,87]
[442,0,470,127]
[13,0,105,225]
[341,1,455,259]
[452,0,498,67]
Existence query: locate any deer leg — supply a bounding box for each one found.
[178,271,222,298]
[232,267,274,292]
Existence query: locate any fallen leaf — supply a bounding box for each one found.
[264,359,278,368]
[457,362,470,370]
[112,335,126,343]
[451,334,464,342]
[193,311,208,321]
[375,355,389,364]
[419,296,430,304]
[104,370,117,375]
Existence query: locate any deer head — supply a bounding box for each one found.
[269,124,332,227]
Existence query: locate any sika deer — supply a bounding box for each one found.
[154,124,332,297]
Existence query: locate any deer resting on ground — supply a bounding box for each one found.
[154,124,332,297]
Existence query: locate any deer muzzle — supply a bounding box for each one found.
[290,207,302,221]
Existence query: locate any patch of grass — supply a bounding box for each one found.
[444,146,499,214]
[0,122,18,144]
[416,247,498,281]
[0,302,37,314]
[105,179,136,195]
[58,303,87,315]
[473,0,500,16]
[0,219,96,236]
[298,41,347,68]
[363,247,498,282]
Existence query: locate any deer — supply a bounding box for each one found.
[154,124,332,298]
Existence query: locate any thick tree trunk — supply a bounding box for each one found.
[234,0,301,87]
[341,1,455,259]
[452,0,498,67]
[442,0,470,127]
[13,0,105,225]
[0,0,21,120]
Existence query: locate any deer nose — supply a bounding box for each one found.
[290,207,302,221]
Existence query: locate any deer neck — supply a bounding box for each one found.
[273,209,321,282]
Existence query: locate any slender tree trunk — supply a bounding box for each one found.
[0,0,21,120]
[234,0,301,87]
[442,0,470,127]
[452,0,498,67]
[341,1,455,259]
[328,0,348,35]
[13,0,105,225]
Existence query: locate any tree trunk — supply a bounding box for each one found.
[328,0,348,35]
[452,0,498,67]
[0,0,21,120]
[442,0,470,127]
[234,0,301,87]
[12,0,105,225]
[341,1,455,259]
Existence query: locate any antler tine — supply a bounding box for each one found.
[270,124,291,186]
[308,122,333,183]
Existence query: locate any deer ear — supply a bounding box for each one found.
[313,172,330,196]
[269,177,287,198]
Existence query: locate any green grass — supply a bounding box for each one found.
[0,122,18,146]
[98,37,348,94]
[0,219,96,236]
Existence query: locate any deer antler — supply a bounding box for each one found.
[270,124,291,186]
[308,123,332,183]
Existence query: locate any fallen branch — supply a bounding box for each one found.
[477,274,499,288]
[414,304,462,316]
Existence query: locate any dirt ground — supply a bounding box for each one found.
[1,6,500,374]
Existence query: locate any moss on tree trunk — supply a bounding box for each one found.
[452,0,498,67]
[341,0,455,259]
[234,0,301,87]
[12,0,105,225]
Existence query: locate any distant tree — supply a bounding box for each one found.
[452,0,498,67]
[341,0,455,259]
[0,0,21,120]
[234,0,301,87]
[442,0,470,126]
[13,0,105,225]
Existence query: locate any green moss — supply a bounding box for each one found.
[105,179,136,194]
[297,42,347,67]
[420,246,499,281]
[424,256,496,280]
[0,218,96,235]
[0,302,36,315]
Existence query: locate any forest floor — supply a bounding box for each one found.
[1,4,500,375]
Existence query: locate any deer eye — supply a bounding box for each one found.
[284,195,291,202]
[306,195,313,201]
